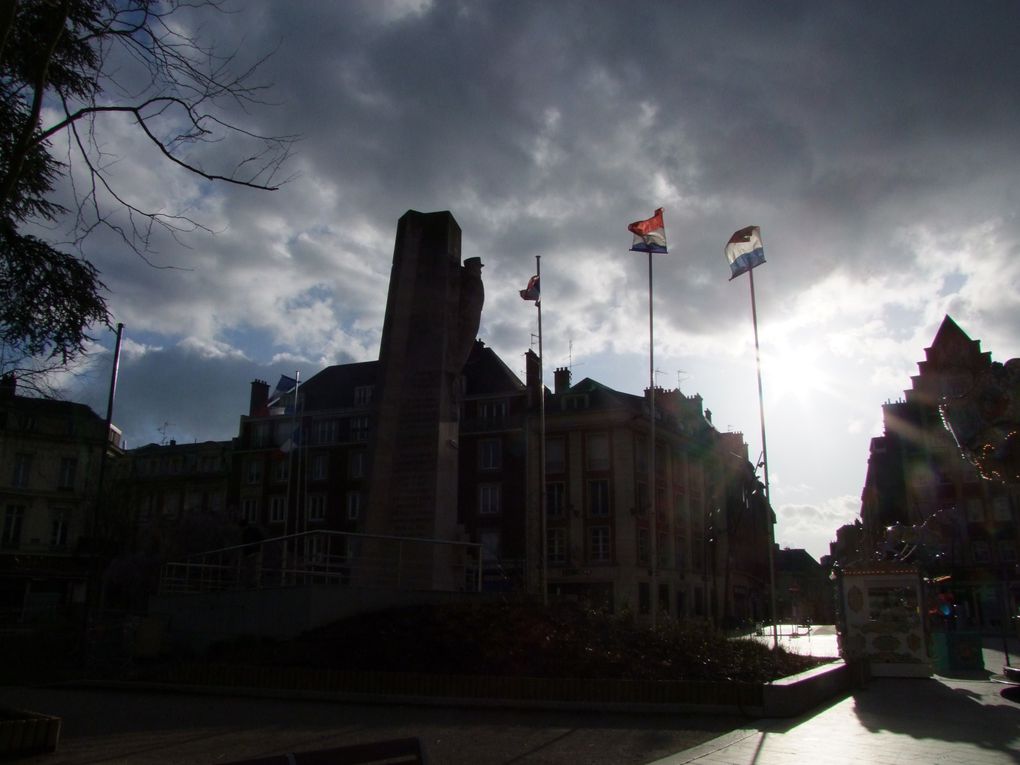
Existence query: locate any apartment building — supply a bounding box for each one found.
[0,374,122,622]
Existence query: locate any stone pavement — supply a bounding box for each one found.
[4,628,1020,764]
[650,633,1020,765]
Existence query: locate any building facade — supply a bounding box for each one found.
[0,375,122,623]
[858,316,1020,630]
[526,365,772,626]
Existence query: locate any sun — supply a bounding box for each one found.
[762,342,833,407]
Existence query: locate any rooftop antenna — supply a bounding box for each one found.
[158,421,175,446]
[567,339,585,372]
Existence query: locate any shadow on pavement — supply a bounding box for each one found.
[851,678,1020,763]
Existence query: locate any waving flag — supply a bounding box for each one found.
[267,374,298,414]
[628,208,668,253]
[519,275,540,302]
[725,225,765,280]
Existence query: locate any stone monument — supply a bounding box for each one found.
[365,210,483,589]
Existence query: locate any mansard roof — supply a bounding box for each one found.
[462,340,525,396]
[299,361,379,412]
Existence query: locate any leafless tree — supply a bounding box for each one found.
[1,0,295,376]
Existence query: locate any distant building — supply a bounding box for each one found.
[859,316,1019,630]
[116,439,233,556]
[527,365,772,626]
[774,547,833,624]
[0,374,122,623]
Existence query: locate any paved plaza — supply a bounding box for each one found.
[3,628,1020,764]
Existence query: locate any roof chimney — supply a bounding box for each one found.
[249,379,269,417]
[525,350,541,389]
[554,367,571,395]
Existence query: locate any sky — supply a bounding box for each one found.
[36,0,1020,562]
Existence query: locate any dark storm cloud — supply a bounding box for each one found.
[51,2,1020,555]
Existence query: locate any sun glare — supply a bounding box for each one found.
[763,344,832,406]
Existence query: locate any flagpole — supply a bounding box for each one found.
[283,370,300,581]
[748,267,778,649]
[648,250,657,630]
[537,256,547,607]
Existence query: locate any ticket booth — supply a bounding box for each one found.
[836,563,930,677]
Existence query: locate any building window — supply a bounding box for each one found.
[546,438,566,474]
[546,482,566,519]
[480,531,500,563]
[351,416,370,441]
[479,438,502,470]
[252,422,270,447]
[353,385,374,406]
[588,479,610,517]
[162,493,180,519]
[971,540,991,563]
[547,527,567,564]
[479,399,507,422]
[11,453,31,488]
[242,497,259,523]
[307,494,326,522]
[589,525,611,562]
[138,495,152,523]
[269,496,287,524]
[479,483,501,515]
[1000,541,1017,563]
[50,510,69,548]
[317,419,338,445]
[349,451,366,479]
[273,459,289,483]
[346,491,362,521]
[967,499,984,523]
[311,454,328,481]
[304,534,326,565]
[273,421,293,447]
[585,433,610,471]
[58,457,77,490]
[246,460,262,485]
[992,495,1012,522]
[3,505,25,549]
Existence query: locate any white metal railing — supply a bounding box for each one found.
[159,530,483,595]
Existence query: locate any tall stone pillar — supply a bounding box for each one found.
[365,210,483,589]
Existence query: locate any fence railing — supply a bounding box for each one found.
[160,530,483,595]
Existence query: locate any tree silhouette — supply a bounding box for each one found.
[0,0,293,384]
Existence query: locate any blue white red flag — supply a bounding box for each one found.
[269,374,297,402]
[725,226,765,280]
[267,374,298,415]
[628,208,668,254]
[519,275,540,302]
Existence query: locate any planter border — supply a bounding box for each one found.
[121,659,849,718]
[0,708,62,757]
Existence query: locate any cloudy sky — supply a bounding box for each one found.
[44,1,1020,561]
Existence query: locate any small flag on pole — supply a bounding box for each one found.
[628,208,668,253]
[519,275,540,302]
[725,226,765,280]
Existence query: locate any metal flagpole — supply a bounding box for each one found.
[282,371,300,580]
[648,250,658,630]
[537,256,547,606]
[748,267,778,649]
